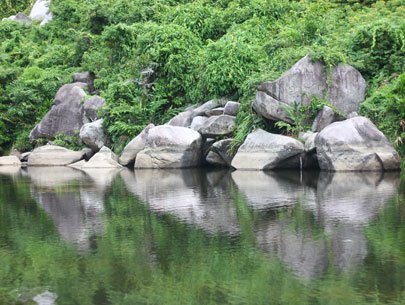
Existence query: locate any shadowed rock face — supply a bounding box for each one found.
[120,169,241,236]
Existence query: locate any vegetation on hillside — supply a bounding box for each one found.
[0,0,403,154]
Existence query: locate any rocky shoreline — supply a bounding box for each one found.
[0,56,401,172]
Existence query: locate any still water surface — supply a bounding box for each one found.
[0,166,404,305]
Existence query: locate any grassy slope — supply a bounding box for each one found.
[0,0,403,154]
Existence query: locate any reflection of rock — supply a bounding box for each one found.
[120,169,240,235]
[0,166,22,176]
[255,220,327,280]
[26,166,120,252]
[231,171,317,210]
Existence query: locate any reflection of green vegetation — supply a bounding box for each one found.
[0,175,405,304]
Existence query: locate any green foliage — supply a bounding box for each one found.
[360,73,405,156]
[0,0,34,19]
[51,132,84,151]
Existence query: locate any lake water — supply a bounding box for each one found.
[0,166,404,305]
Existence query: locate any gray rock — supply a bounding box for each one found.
[80,146,122,168]
[167,110,193,127]
[27,145,85,166]
[0,156,21,166]
[329,64,366,115]
[224,101,240,116]
[231,129,305,170]
[192,99,227,117]
[211,139,235,166]
[29,83,88,141]
[315,116,400,171]
[347,111,358,119]
[299,131,317,153]
[118,123,154,166]
[135,126,202,168]
[252,91,293,123]
[205,107,224,117]
[20,152,31,162]
[79,119,106,151]
[206,151,227,166]
[4,13,32,25]
[311,105,336,132]
[83,96,105,122]
[197,115,235,137]
[73,72,95,93]
[190,116,209,131]
[29,0,52,25]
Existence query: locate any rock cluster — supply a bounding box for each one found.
[2,0,52,26]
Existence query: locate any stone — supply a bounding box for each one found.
[231,129,305,170]
[167,110,193,127]
[328,64,366,115]
[253,91,293,122]
[79,119,106,151]
[135,125,202,168]
[83,96,105,122]
[347,111,358,119]
[311,105,337,132]
[20,152,31,162]
[205,107,224,117]
[4,13,32,25]
[223,101,240,116]
[0,156,21,166]
[73,72,95,93]
[81,146,122,168]
[192,99,227,117]
[118,123,154,166]
[29,83,88,141]
[206,151,227,166]
[211,139,235,166]
[315,116,400,171]
[196,115,236,137]
[27,145,86,166]
[299,131,317,153]
[29,0,52,25]
[190,116,209,131]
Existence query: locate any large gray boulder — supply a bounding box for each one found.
[79,119,106,151]
[118,123,154,166]
[29,83,88,141]
[27,145,86,166]
[82,96,105,122]
[0,156,21,166]
[135,125,202,168]
[196,115,235,137]
[329,64,366,115]
[253,56,366,122]
[29,0,53,25]
[231,129,304,170]
[315,116,400,171]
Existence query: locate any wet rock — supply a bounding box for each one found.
[118,123,154,166]
[231,129,304,170]
[329,64,366,115]
[29,83,88,141]
[167,110,193,127]
[311,105,337,132]
[315,116,400,171]
[27,145,86,166]
[82,96,105,121]
[196,115,235,137]
[135,125,202,168]
[80,119,106,151]
[0,156,21,166]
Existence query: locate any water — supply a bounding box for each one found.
[0,166,404,305]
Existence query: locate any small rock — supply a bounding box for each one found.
[73,72,95,93]
[81,146,122,168]
[192,99,227,117]
[206,151,227,166]
[224,101,240,116]
[311,105,336,132]
[211,139,235,166]
[205,107,224,117]
[190,116,209,131]
[80,119,106,151]
[167,110,193,127]
[299,131,317,153]
[197,115,235,137]
[0,156,21,166]
[20,152,31,162]
[119,124,154,166]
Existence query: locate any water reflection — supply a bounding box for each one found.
[24,167,121,252]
